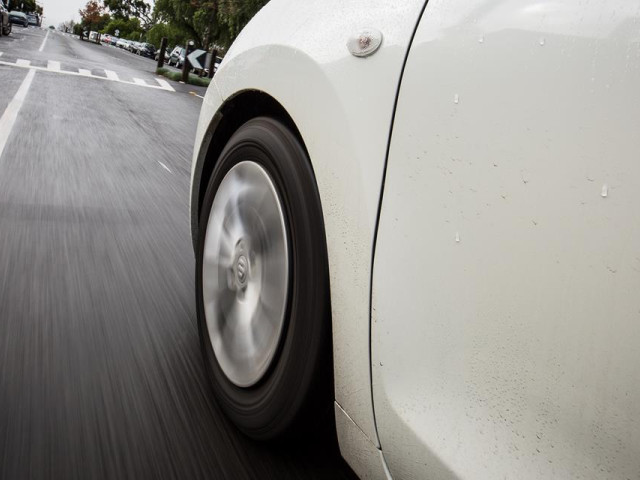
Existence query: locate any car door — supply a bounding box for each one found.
[371,1,640,479]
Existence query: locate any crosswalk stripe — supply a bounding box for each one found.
[0,52,3,57]
[155,78,175,92]
[0,59,175,93]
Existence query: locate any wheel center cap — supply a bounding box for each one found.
[236,254,248,286]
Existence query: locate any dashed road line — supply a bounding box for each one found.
[78,69,91,76]
[157,161,172,173]
[47,60,60,71]
[38,29,49,52]
[16,59,30,67]
[133,78,147,86]
[189,91,205,99]
[0,69,36,160]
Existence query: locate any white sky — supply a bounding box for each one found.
[39,0,83,28]
[38,0,154,30]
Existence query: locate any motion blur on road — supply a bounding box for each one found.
[0,27,354,479]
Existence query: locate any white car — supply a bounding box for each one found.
[190,1,640,479]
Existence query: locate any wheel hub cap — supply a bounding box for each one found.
[202,161,289,387]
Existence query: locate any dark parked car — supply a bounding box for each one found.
[138,42,156,58]
[0,0,11,36]
[8,11,28,28]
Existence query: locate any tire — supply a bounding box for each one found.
[196,117,332,440]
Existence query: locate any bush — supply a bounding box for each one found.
[156,67,211,87]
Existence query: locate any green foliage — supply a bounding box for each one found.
[152,0,269,50]
[217,0,267,44]
[73,24,84,35]
[146,22,188,50]
[104,0,151,26]
[101,16,140,37]
[11,0,41,13]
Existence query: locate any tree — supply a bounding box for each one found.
[217,0,267,44]
[104,0,151,27]
[79,0,106,32]
[146,22,188,49]
[59,19,76,33]
[102,17,142,39]
[152,0,268,50]
[9,0,42,13]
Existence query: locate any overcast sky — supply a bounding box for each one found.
[39,0,83,28]
[38,0,154,30]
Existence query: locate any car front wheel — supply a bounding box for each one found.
[196,117,332,440]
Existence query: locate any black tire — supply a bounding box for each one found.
[196,117,332,440]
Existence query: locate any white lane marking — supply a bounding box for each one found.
[16,59,31,67]
[47,60,61,71]
[189,91,205,99]
[155,78,175,92]
[157,161,172,173]
[0,60,174,92]
[38,29,49,52]
[0,52,3,57]
[133,78,147,86]
[0,69,36,160]
[78,69,91,76]
[104,70,119,81]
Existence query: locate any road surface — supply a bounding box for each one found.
[0,27,355,480]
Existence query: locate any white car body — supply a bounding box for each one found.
[191,1,640,478]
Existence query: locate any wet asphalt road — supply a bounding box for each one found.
[0,27,354,480]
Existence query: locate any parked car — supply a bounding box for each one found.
[127,41,141,53]
[116,38,129,49]
[110,36,118,46]
[138,43,156,59]
[8,11,27,28]
[167,46,185,68]
[190,1,640,479]
[101,34,111,44]
[26,13,38,26]
[0,0,11,36]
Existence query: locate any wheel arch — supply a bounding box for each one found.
[190,90,306,251]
